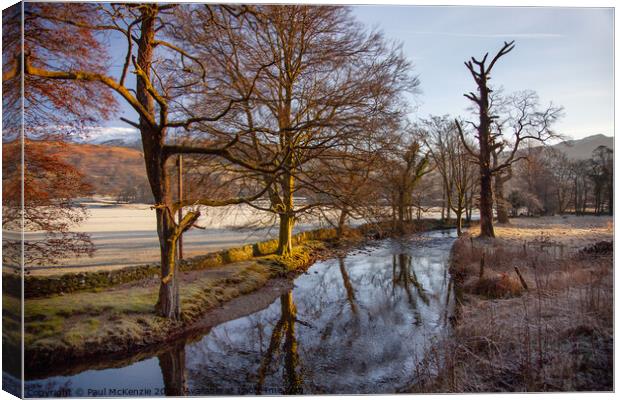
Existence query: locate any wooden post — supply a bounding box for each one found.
[479,251,486,279]
[177,154,183,260]
[514,266,528,290]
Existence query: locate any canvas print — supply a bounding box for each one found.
[1,1,614,397]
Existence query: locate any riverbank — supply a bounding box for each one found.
[17,241,323,376]
[413,216,613,392]
[13,219,455,378]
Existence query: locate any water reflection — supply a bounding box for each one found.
[257,292,302,395]
[26,230,458,395]
[158,342,187,396]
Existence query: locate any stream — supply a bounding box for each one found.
[25,229,458,396]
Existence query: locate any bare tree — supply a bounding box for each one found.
[176,5,418,255]
[421,116,455,223]
[422,116,477,235]
[456,41,563,237]
[546,148,576,214]
[384,138,432,234]
[23,3,279,320]
[315,148,386,238]
[589,145,613,215]
[570,159,590,215]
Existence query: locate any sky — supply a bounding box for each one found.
[103,5,614,142]
[351,5,614,140]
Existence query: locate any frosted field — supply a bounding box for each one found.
[7,199,457,275]
[13,201,314,274]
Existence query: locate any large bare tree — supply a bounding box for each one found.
[23,3,279,320]
[173,5,418,255]
[456,41,562,237]
[422,116,478,235]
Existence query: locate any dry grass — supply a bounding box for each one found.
[413,222,613,392]
[471,273,524,299]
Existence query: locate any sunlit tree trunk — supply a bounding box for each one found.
[277,212,294,257]
[277,155,295,256]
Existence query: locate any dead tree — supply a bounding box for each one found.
[457,41,562,237]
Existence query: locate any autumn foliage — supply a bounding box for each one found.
[2,140,95,267]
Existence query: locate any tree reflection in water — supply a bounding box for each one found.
[338,257,358,315]
[158,342,187,396]
[257,292,302,395]
[182,234,457,394]
[28,231,460,395]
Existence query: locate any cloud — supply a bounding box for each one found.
[77,126,140,143]
[407,31,564,39]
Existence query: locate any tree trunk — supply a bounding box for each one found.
[445,185,452,224]
[455,210,463,236]
[573,178,579,215]
[476,70,495,238]
[134,7,183,319]
[479,170,495,238]
[495,175,509,224]
[155,208,181,320]
[465,192,472,222]
[440,191,446,221]
[336,209,348,239]
[277,213,294,257]
[397,189,406,234]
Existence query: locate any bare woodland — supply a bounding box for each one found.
[3,3,613,323]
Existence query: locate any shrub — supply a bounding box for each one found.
[472,273,524,299]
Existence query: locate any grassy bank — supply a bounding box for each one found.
[412,218,613,392]
[14,242,323,375]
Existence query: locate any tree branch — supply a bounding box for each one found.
[24,59,157,128]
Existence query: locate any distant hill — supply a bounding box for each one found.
[21,140,152,202]
[96,138,143,150]
[14,134,612,203]
[551,134,613,160]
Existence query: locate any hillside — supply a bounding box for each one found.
[551,134,613,159]
[13,134,612,203]
[21,140,152,202]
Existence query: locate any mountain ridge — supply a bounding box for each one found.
[550,133,613,160]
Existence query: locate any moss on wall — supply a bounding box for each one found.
[10,227,340,299]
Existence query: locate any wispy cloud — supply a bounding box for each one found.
[407,31,564,39]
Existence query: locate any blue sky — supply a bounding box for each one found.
[105,5,614,141]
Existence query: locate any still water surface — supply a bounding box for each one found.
[26,229,458,396]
